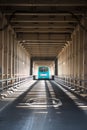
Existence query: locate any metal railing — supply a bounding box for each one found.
[54,76,87,94]
[0,76,33,93]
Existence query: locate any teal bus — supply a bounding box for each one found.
[38,66,50,79]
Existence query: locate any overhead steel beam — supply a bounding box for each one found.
[8,14,78,23]
[13,26,75,29]
[5,12,83,16]
[11,20,77,23]
[0,0,86,59]
[21,42,66,45]
[19,39,69,42]
[0,2,87,7]
[14,28,73,33]
[31,56,56,61]
[11,22,76,26]
[17,33,71,41]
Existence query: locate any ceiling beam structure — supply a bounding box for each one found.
[0,0,87,62]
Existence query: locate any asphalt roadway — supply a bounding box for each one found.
[0,80,87,130]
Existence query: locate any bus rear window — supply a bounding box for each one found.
[39,67,48,72]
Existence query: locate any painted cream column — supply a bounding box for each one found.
[77,25,84,86]
[64,46,67,80]
[77,26,80,79]
[14,37,17,78]
[18,45,21,78]
[12,34,15,78]
[69,41,72,80]
[58,52,62,77]
[68,42,71,81]
[83,18,87,89]
[80,27,84,82]
[17,43,19,79]
[72,37,74,80]
[74,30,78,81]
[8,29,11,78]
[0,15,4,88]
[67,43,70,80]
[68,42,70,81]
[72,32,76,84]
[4,27,8,80]
[75,28,79,87]
[66,45,68,81]
[62,50,64,78]
[11,32,14,78]
[8,29,13,78]
[0,17,3,79]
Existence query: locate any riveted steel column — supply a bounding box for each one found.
[12,34,15,77]
[30,58,33,75]
[74,31,77,80]
[8,29,11,78]
[80,26,84,81]
[4,27,8,80]
[9,30,13,78]
[68,42,71,81]
[83,18,87,89]
[72,36,74,80]
[76,28,79,81]
[64,47,66,79]
[11,33,14,78]
[14,37,17,78]
[77,26,80,80]
[0,15,4,88]
[77,25,83,88]
[65,46,67,80]
[62,49,64,78]
[72,31,76,84]
[55,58,58,75]
[67,43,69,80]
[69,41,73,83]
